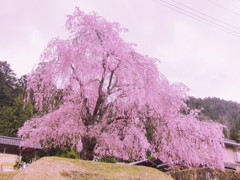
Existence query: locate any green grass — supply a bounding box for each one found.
[5,157,173,180]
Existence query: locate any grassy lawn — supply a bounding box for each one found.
[1,157,173,180]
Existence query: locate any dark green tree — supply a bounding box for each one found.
[0,61,33,136]
[229,126,240,143]
[0,61,20,108]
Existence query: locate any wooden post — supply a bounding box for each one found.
[3,147,6,154]
[19,148,22,161]
[34,149,36,161]
[30,149,37,162]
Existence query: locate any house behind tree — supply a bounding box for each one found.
[0,136,40,171]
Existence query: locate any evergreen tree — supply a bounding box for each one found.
[0,61,19,108]
[0,61,33,136]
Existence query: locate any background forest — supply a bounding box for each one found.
[186,96,240,142]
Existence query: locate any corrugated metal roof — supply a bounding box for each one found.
[129,159,149,165]
[224,139,240,147]
[224,162,240,170]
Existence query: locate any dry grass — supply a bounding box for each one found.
[7,157,173,180]
[0,171,18,180]
[169,167,240,180]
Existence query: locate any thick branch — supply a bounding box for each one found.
[107,71,114,94]
[91,59,107,123]
[70,64,92,126]
[107,58,121,94]
[71,64,84,98]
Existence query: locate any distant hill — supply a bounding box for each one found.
[0,157,173,180]
[186,97,240,142]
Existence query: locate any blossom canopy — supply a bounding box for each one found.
[19,7,225,170]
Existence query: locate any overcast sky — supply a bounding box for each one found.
[1,0,240,102]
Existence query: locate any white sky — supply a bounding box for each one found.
[1,0,240,102]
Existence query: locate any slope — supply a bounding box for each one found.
[5,157,173,180]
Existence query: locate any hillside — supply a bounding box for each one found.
[186,97,240,141]
[0,157,173,180]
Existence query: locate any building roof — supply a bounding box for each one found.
[0,136,22,147]
[129,159,163,168]
[224,139,240,147]
[224,162,240,170]
[0,136,41,149]
[129,159,184,172]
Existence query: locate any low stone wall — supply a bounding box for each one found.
[168,168,240,180]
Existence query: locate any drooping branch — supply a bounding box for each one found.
[96,30,103,45]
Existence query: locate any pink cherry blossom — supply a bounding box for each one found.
[18,7,225,170]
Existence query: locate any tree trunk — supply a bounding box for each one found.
[80,136,97,160]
